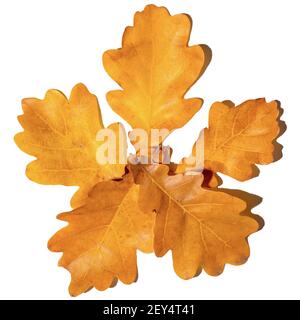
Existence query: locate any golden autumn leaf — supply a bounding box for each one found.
[48,173,155,296]
[204,99,283,180]
[178,98,283,180]
[15,4,285,296]
[103,4,210,138]
[14,83,127,208]
[134,164,259,278]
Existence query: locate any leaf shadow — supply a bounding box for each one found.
[221,189,264,230]
[198,44,212,78]
[273,100,286,162]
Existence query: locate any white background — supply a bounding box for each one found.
[0,0,299,300]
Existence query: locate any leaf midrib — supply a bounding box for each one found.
[65,185,134,272]
[142,167,231,248]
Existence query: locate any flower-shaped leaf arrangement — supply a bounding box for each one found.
[15,4,284,296]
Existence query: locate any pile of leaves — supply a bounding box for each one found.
[15,4,284,296]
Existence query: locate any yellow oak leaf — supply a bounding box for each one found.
[135,164,259,279]
[48,173,154,296]
[204,99,283,180]
[178,99,283,181]
[103,4,210,138]
[15,83,127,208]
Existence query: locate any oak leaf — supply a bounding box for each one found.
[48,173,154,296]
[178,99,282,180]
[103,4,210,138]
[15,83,127,208]
[134,164,259,278]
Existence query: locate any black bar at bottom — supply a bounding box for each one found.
[0,300,292,318]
